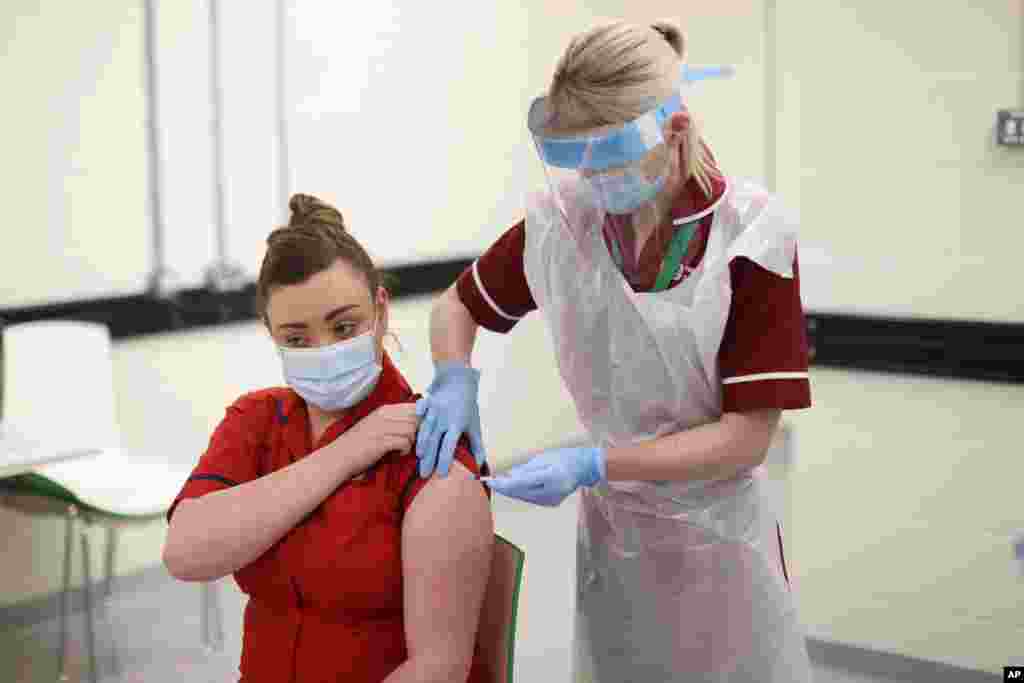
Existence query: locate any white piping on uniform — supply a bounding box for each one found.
[722,371,809,385]
[472,260,522,321]
[672,177,730,226]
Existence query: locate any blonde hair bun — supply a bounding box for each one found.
[650,21,685,58]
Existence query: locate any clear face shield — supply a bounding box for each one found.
[527,65,734,237]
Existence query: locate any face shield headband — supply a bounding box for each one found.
[527,64,735,174]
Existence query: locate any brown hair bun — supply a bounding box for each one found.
[288,193,346,231]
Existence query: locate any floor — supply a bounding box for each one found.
[0,492,1001,682]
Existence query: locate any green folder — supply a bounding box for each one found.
[479,534,525,683]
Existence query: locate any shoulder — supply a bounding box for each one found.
[400,454,492,546]
[375,353,415,402]
[720,178,798,235]
[229,387,290,411]
[222,387,296,430]
[711,178,799,279]
[389,438,489,514]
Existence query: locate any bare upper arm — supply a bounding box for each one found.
[722,409,782,464]
[401,461,494,676]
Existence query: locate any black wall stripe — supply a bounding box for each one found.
[2,258,1022,384]
[807,313,1024,384]
[0,260,473,341]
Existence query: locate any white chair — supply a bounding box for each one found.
[0,320,223,682]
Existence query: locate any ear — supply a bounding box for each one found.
[665,110,691,145]
[375,285,390,337]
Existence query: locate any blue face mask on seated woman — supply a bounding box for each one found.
[278,321,382,411]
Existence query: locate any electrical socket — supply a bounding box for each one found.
[996,109,1024,146]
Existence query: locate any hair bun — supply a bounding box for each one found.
[288,193,346,231]
[651,21,685,58]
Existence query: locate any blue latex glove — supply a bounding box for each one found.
[414,361,485,478]
[481,446,606,507]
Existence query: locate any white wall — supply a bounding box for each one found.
[779,1,1024,322]
[0,0,149,306]
[0,0,767,305]
[3,0,1022,318]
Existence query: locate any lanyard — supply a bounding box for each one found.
[607,227,625,272]
[652,220,699,292]
[605,219,700,291]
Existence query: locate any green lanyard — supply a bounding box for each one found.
[606,220,699,292]
[651,220,699,292]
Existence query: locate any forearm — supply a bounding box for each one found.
[429,285,478,365]
[163,436,366,581]
[604,410,782,483]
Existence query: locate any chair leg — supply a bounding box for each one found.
[200,580,210,650]
[209,581,224,652]
[101,525,122,677]
[201,581,225,653]
[104,526,116,600]
[81,529,98,683]
[57,504,77,682]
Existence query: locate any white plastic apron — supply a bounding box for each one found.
[523,177,813,682]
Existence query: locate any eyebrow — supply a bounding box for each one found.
[276,305,360,331]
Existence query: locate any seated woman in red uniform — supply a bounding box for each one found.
[162,194,494,683]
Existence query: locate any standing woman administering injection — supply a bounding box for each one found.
[416,21,814,682]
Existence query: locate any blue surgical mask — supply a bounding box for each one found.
[587,171,666,215]
[278,323,382,411]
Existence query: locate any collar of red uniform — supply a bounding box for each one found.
[276,350,414,426]
[669,171,728,226]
